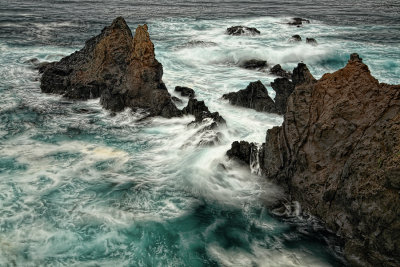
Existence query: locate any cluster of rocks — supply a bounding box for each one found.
[227,54,400,267]
[223,63,313,115]
[290,35,317,45]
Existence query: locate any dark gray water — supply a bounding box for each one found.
[0,1,399,266]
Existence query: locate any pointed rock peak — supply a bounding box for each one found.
[110,16,129,29]
[132,24,155,61]
[349,53,363,63]
[292,63,316,85]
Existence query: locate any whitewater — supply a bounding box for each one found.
[1,1,399,266]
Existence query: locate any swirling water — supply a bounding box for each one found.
[0,1,399,266]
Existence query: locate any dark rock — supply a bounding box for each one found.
[179,40,217,48]
[290,35,302,42]
[269,64,291,78]
[226,26,260,36]
[306,38,318,45]
[24,58,50,72]
[40,17,181,118]
[270,78,295,114]
[288,17,310,26]
[251,53,400,266]
[227,141,257,165]
[171,96,183,103]
[222,81,278,113]
[182,98,226,127]
[239,59,268,70]
[175,86,195,98]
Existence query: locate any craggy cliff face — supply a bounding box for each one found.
[262,54,400,266]
[40,17,180,117]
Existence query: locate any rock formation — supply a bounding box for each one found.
[40,17,180,118]
[306,37,318,45]
[222,81,278,113]
[226,26,260,36]
[288,17,310,26]
[239,59,268,70]
[290,35,302,42]
[269,64,291,78]
[227,141,257,165]
[228,53,400,266]
[175,86,195,98]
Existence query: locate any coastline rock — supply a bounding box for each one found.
[306,38,318,45]
[178,40,217,48]
[175,86,195,98]
[239,59,268,70]
[222,81,278,113]
[270,78,295,114]
[290,35,302,42]
[182,98,226,127]
[40,17,180,118]
[230,53,400,266]
[288,17,310,26]
[171,96,183,103]
[226,26,260,36]
[227,141,257,165]
[269,64,291,78]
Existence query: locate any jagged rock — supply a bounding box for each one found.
[269,64,291,78]
[226,26,260,36]
[175,86,195,98]
[222,81,277,113]
[227,141,257,165]
[40,17,180,118]
[270,78,295,114]
[182,98,226,127]
[257,54,400,266]
[306,38,318,45]
[288,17,310,26]
[290,35,302,42]
[239,59,268,70]
[291,62,316,85]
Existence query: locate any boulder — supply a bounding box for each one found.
[182,98,226,127]
[239,59,268,70]
[227,141,257,165]
[226,26,260,36]
[269,64,291,78]
[40,17,180,118]
[222,81,278,113]
[175,86,195,98]
[290,34,302,42]
[288,17,310,26]
[306,37,318,45]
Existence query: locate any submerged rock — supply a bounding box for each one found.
[269,64,291,78]
[288,17,310,26]
[306,37,318,45]
[239,59,268,70]
[230,53,400,266]
[182,98,225,127]
[178,40,217,48]
[226,26,260,36]
[40,17,180,118]
[175,86,195,98]
[222,81,278,113]
[290,34,302,42]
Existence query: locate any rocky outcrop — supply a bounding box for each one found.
[269,64,291,78]
[182,98,225,127]
[222,81,278,113]
[227,141,257,165]
[239,59,268,70]
[175,86,195,98]
[270,78,295,114]
[40,17,180,118]
[306,37,318,45]
[226,26,260,36]
[229,54,400,266]
[288,17,310,26]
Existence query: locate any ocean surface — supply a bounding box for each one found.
[0,1,399,266]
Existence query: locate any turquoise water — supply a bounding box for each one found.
[1,3,400,266]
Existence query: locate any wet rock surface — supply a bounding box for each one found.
[226,25,260,36]
[229,54,400,266]
[222,81,278,113]
[239,59,268,70]
[227,141,257,165]
[40,17,180,118]
[290,34,302,42]
[175,86,195,98]
[288,17,310,26]
[306,37,318,45]
[269,64,291,78]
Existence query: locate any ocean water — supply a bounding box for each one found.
[0,1,399,266]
